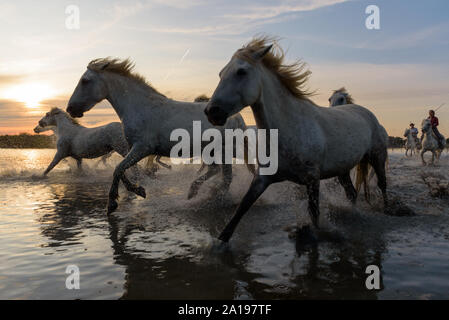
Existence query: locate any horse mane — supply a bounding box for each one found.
[87,57,166,97]
[235,36,313,100]
[50,107,81,126]
[194,94,210,102]
[333,87,354,104]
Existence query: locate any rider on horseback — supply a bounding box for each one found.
[409,123,418,142]
[422,110,444,149]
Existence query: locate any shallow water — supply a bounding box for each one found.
[0,148,448,299]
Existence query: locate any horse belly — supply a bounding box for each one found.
[321,140,369,178]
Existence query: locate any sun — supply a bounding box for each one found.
[2,83,56,108]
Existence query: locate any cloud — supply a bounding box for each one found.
[223,0,348,20]
[0,74,24,86]
[123,0,349,36]
[355,22,449,50]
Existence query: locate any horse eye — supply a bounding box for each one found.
[81,78,90,84]
[236,68,247,76]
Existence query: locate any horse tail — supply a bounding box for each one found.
[355,159,371,203]
[244,135,256,175]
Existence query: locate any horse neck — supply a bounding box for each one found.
[251,69,313,130]
[54,114,81,137]
[103,72,166,120]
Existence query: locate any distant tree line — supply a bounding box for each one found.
[0,133,56,148]
[388,136,405,148]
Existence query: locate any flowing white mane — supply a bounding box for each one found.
[235,36,313,100]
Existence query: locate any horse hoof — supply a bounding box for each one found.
[218,231,232,243]
[187,188,198,200]
[107,200,118,215]
[136,186,146,198]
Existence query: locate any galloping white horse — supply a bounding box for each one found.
[328,87,354,107]
[421,118,446,165]
[205,37,388,242]
[328,87,384,202]
[66,58,255,214]
[37,108,134,176]
[403,128,419,157]
[34,124,114,167]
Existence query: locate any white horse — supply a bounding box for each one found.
[34,124,114,167]
[37,108,136,177]
[66,58,255,214]
[328,87,355,107]
[421,118,446,165]
[403,128,420,157]
[328,87,385,202]
[205,37,388,242]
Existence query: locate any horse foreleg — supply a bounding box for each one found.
[43,151,65,176]
[76,158,82,171]
[306,179,320,228]
[218,174,272,242]
[338,173,357,204]
[187,164,220,199]
[244,136,256,175]
[108,144,148,214]
[421,150,426,166]
[219,164,233,195]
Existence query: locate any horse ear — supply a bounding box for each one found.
[253,45,273,60]
[100,62,110,70]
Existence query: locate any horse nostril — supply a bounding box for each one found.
[204,108,209,116]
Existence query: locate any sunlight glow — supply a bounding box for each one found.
[2,83,56,108]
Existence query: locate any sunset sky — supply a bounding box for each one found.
[0,0,448,136]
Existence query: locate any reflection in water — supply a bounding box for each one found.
[1,149,449,299]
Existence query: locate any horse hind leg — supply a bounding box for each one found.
[338,172,357,204]
[219,164,233,195]
[369,152,388,207]
[187,164,220,199]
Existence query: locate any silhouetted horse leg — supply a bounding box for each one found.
[306,179,320,228]
[220,164,233,194]
[338,172,357,204]
[370,151,388,207]
[43,150,66,176]
[76,158,82,171]
[187,164,220,199]
[108,144,148,214]
[219,174,272,242]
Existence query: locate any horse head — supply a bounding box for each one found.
[67,58,110,118]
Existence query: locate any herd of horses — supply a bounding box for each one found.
[30,36,444,242]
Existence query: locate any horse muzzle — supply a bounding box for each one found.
[66,105,84,118]
[204,104,228,126]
